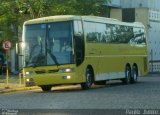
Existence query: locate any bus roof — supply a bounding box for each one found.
[24,15,144,28]
[24,15,80,25]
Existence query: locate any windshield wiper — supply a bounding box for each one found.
[47,49,59,66]
[26,54,45,68]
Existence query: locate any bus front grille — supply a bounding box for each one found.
[48,70,59,73]
[35,71,46,74]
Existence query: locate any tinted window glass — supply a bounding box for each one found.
[84,21,98,42]
[84,21,146,45]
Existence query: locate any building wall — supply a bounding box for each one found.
[120,0,148,9]
[108,0,121,7]
[148,0,160,11]
[148,10,160,72]
[120,0,160,11]
[110,8,149,31]
[110,9,122,21]
[135,8,149,28]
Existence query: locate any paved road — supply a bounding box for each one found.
[0,74,160,111]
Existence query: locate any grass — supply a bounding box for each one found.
[0,74,24,84]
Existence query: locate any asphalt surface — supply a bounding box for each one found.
[0,74,160,114]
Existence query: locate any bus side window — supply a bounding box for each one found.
[132,27,146,45]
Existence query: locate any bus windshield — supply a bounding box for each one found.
[23,21,74,67]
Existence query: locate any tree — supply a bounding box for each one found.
[0,0,19,46]
[0,0,111,46]
[49,0,111,16]
[16,0,111,18]
[16,0,49,19]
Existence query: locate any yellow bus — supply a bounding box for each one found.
[22,15,148,91]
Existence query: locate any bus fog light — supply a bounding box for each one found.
[26,78,34,82]
[62,76,71,79]
[25,78,35,87]
[26,78,30,82]
[67,75,71,79]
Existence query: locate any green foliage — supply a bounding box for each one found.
[49,0,110,16]
[16,0,48,18]
[0,0,111,47]
[0,0,18,45]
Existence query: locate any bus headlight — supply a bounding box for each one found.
[26,78,34,82]
[26,78,35,87]
[26,78,30,82]
[25,71,34,76]
[59,68,74,73]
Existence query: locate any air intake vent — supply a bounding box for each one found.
[35,71,46,74]
[48,70,59,73]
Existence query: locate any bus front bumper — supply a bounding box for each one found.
[25,72,81,87]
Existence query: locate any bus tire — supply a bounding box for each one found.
[81,68,93,90]
[131,65,138,83]
[40,85,52,92]
[122,65,131,84]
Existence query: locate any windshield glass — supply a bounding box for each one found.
[23,21,74,67]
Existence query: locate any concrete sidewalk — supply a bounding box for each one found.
[0,74,39,93]
[0,83,24,93]
[0,83,39,93]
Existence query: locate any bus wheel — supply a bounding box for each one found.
[40,85,52,92]
[81,68,93,90]
[131,65,138,83]
[122,65,131,84]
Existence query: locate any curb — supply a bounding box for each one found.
[0,86,39,94]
